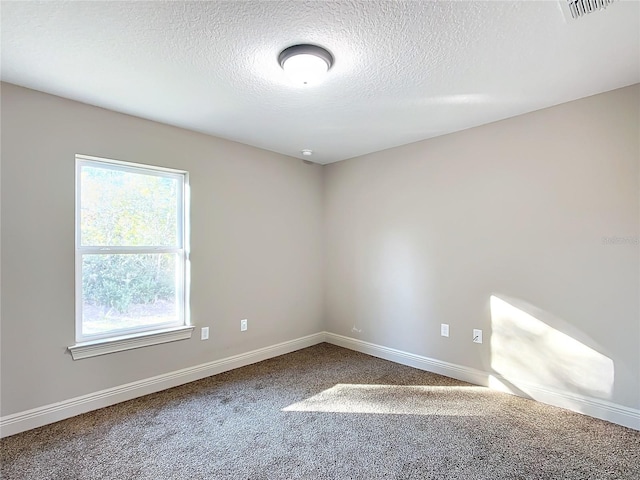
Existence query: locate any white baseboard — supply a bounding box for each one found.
[0,332,325,438]
[3,331,638,437]
[324,332,640,431]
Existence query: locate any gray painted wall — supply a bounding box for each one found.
[324,84,640,410]
[1,83,324,416]
[2,82,638,420]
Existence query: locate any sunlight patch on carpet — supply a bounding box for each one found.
[282,384,488,416]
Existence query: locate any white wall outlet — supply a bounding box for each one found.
[473,329,483,344]
[240,319,248,332]
[200,327,209,340]
[441,324,449,337]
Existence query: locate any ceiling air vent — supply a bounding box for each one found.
[565,0,616,20]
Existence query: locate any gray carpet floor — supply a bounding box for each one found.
[1,343,639,479]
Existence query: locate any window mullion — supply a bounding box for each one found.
[79,246,181,255]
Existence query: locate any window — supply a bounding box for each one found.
[69,155,192,359]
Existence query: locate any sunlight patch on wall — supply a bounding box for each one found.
[490,295,614,400]
[283,384,488,416]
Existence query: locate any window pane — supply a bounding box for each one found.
[81,253,180,336]
[80,165,179,247]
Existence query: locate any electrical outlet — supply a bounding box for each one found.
[240,319,248,332]
[200,327,209,340]
[473,329,483,344]
[441,324,449,337]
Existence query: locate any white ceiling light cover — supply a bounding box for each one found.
[279,44,334,85]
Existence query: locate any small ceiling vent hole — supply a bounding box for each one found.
[564,0,616,20]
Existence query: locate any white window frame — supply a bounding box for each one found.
[69,154,192,360]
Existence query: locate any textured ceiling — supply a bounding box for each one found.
[2,1,639,164]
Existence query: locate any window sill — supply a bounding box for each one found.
[68,326,195,360]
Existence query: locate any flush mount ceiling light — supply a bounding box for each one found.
[279,44,334,85]
[301,149,313,156]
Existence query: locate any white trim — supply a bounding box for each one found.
[324,332,640,431]
[1,332,325,438]
[68,325,195,360]
[76,153,187,177]
[4,331,638,438]
[324,332,489,385]
[75,154,190,344]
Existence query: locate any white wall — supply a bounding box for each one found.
[324,85,640,411]
[0,83,324,416]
